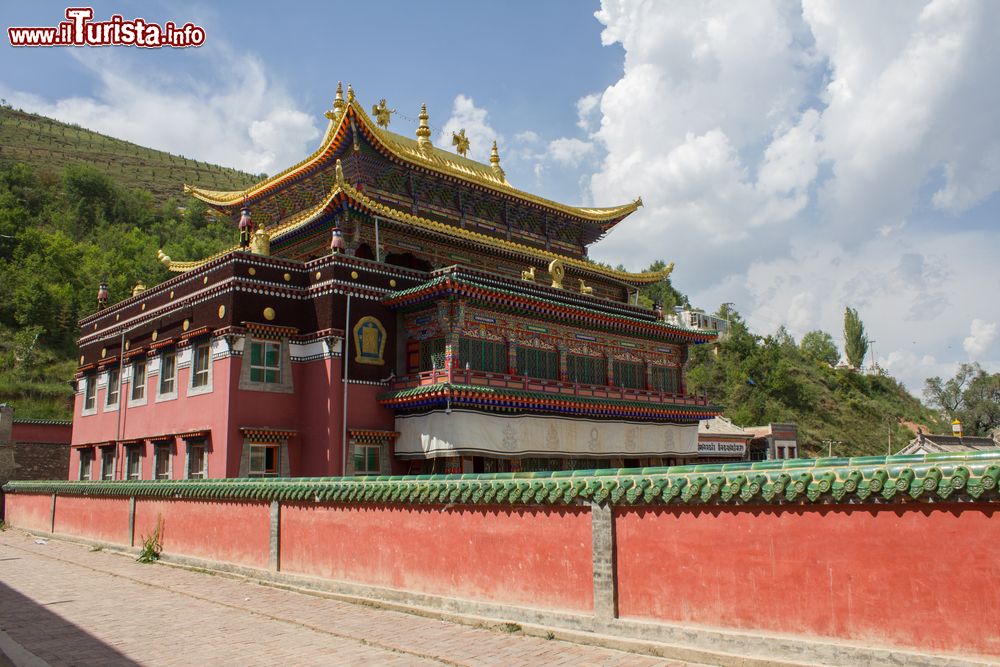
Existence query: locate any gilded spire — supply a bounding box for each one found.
[330,81,346,118]
[490,140,505,179]
[416,103,432,151]
[346,84,355,103]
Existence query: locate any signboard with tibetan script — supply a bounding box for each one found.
[697,440,747,457]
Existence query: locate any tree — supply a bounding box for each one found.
[924,363,1000,436]
[843,307,869,369]
[800,330,839,366]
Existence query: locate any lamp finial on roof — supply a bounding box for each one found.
[416,103,432,151]
[490,140,505,180]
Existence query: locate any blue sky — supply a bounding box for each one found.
[2,1,999,395]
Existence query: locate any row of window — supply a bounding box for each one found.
[78,440,284,480]
[83,340,212,413]
[418,337,682,392]
[79,441,207,481]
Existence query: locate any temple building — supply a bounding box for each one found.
[69,84,720,480]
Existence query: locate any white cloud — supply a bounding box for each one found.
[583,0,1000,395]
[435,94,499,163]
[576,93,601,132]
[514,130,541,144]
[0,48,319,176]
[547,137,595,167]
[964,319,998,357]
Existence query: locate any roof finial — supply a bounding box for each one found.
[331,81,346,117]
[416,103,432,151]
[237,204,252,249]
[251,223,271,257]
[346,83,355,104]
[490,140,505,179]
[452,129,470,157]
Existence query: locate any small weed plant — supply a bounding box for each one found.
[136,516,163,563]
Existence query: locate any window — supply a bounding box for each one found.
[651,366,681,394]
[130,360,146,402]
[458,337,506,373]
[249,340,281,383]
[158,351,176,396]
[187,442,207,479]
[83,375,97,412]
[105,367,120,407]
[419,338,446,371]
[613,360,646,390]
[567,354,607,385]
[353,444,381,475]
[125,445,141,480]
[248,444,279,477]
[153,443,172,479]
[191,340,211,389]
[79,449,94,480]
[100,447,115,480]
[516,346,559,380]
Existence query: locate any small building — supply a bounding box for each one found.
[696,416,753,463]
[0,404,72,518]
[896,430,998,456]
[744,423,799,460]
[668,308,728,337]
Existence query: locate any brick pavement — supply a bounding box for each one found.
[0,530,696,667]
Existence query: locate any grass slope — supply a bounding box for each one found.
[0,105,259,201]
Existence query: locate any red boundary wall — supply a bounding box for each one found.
[5,492,999,658]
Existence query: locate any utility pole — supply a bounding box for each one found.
[821,439,843,458]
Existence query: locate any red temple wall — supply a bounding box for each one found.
[279,502,594,612]
[10,422,72,445]
[614,504,1000,656]
[3,492,51,532]
[133,498,270,569]
[52,495,130,544]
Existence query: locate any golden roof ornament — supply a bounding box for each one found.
[346,84,355,104]
[132,281,146,297]
[157,249,172,268]
[416,103,432,151]
[452,129,470,157]
[371,99,395,128]
[335,158,345,186]
[250,223,271,256]
[326,81,346,120]
[548,258,565,289]
[490,140,505,180]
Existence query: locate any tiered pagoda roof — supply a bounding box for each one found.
[173,85,667,285]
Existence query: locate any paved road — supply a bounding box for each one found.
[0,530,694,667]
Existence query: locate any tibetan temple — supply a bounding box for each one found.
[70,84,720,480]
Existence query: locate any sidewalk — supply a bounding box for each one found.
[0,529,694,667]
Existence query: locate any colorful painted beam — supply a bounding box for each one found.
[7,451,999,507]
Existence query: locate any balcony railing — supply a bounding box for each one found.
[389,368,709,407]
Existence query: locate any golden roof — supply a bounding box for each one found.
[184,92,641,227]
[167,171,670,285]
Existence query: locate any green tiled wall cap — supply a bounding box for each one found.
[6,451,1000,508]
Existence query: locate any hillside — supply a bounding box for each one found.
[0,105,259,201]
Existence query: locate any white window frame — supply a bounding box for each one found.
[82,375,97,415]
[188,340,213,396]
[128,359,147,406]
[153,443,173,480]
[100,446,116,480]
[78,448,94,480]
[104,366,120,410]
[249,340,282,384]
[186,442,207,479]
[125,444,142,480]
[156,350,178,401]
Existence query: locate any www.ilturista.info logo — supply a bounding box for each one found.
[8,7,206,48]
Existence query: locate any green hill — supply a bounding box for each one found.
[0,104,259,201]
